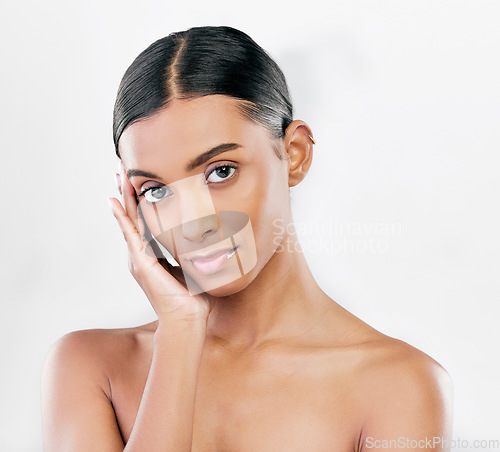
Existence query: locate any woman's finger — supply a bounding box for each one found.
[138,215,188,288]
[137,202,151,247]
[120,163,142,234]
[115,164,147,243]
[108,197,148,260]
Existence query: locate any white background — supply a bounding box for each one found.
[1,1,499,450]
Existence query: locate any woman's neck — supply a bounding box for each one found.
[204,231,332,352]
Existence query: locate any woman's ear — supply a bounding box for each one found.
[283,120,315,187]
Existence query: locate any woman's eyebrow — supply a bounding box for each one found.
[126,169,163,180]
[186,142,242,171]
[126,142,242,180]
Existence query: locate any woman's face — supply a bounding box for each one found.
[118,95,292,297]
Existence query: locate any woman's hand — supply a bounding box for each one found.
[108,164,215,324]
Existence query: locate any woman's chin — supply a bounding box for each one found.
[191,271,255,298]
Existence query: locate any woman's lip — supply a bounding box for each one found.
[187,246,239,276]
[188,246,238,262]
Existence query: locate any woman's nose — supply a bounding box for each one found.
[181,213,219,242]
[175,182,219,242]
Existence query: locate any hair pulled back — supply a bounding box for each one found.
[112,26,293,159]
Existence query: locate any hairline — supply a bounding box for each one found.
[116,94,288,161]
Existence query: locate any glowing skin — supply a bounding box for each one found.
[118,95,293,299]
[41,94,453,452]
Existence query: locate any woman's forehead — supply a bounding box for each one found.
[118,95,272,172]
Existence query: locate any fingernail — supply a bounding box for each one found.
[121,164,128,187]
[120,167,126,193]
[115,172,122,195]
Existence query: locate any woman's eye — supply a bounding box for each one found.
[141,185,173,203]
[206,165,236,183]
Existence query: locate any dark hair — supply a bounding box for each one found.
[112,26,293,159]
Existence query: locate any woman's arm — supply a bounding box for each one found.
[124,319,207,451]
[41,331,126,452]
[42,319,207,452]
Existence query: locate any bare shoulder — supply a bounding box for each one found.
[44,321,156,390]
[354,334,452,399]
[41,322,156,451]
[319,302,453,447]
[349,334,453,448]
[326,302,452,397]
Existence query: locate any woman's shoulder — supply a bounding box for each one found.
[49,321,157,355]
[349,332,453,425]
[327,306,452,408]
[337,312,449,383]
[344,334,454,440]
[42,323,157,449]
[44,322,157,392]
[329,303,451,386]
[356,333,451,384]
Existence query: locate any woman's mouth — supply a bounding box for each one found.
[187,245,239,275]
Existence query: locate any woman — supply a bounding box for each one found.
[42,26,453,451]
